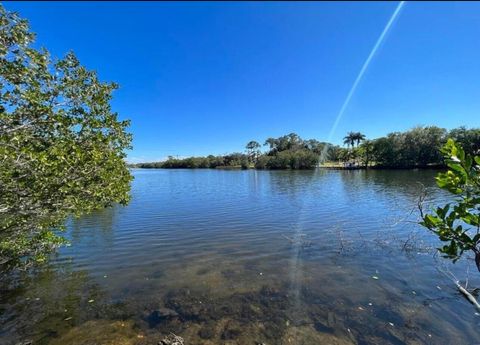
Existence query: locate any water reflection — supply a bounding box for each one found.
[68,205,118,246]
[0,264,117,344]
[1,169,479,344]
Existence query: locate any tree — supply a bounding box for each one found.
[264,137,278,155]
[255,155,271,169]
[343,132,356,149]
[419,139,480,271]
[305,139,327,155]
[449,126,480,157]
[286,132,303,150]
[353,132,366,147]
[402,126,446,166]
[0,5,132,267]
[245,140,261,164]
[371,126,448,168]
[223,152,248,167]
[326,145,346,162]
[359,140,374,167]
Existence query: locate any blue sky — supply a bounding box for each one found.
[5,2,480,162]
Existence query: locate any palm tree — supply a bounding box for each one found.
[353,132,366,147]
[343,132,356,149]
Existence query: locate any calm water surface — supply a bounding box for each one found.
[1,169,479,344]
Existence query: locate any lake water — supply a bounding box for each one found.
[1,169,479,345]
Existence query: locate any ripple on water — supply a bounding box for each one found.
[1,169,479,345]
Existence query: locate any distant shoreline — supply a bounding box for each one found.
[128,127,479,171]
[130,164,445,171]
[319,164,444,171]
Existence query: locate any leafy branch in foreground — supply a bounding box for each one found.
[0,5,132,268]
[419,139,480,270]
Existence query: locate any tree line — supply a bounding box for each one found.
[133,126,480,170]
[342,126,480,168]
[134,133,327,170]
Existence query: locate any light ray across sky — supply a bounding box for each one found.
[326,1,406,143]
[7,1,480,160]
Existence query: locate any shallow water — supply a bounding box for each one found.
[1,169,479,344]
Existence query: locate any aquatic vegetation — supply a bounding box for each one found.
[49,320,141,345]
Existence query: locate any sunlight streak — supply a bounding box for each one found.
[319,1,405,162]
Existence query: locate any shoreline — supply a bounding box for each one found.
[130,165,445,171]
[318,164,445,170]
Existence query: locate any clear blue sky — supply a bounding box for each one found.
[5,2,480,162]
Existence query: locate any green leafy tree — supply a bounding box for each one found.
[403,126,446,166]
[359,140,374,167]
[264,137,278,155]
[449,126,480,157]
[305,139,327,155]
[325,145,345,162]
[419,139,480,270]
[372,134,401,167]
[245,140,261,164]
[255,155,271,169]
[372,126,448,168]
[0,5,132,267]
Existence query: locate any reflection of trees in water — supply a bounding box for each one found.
[2,170,474,344]
[68,204,120,246]
[262,169,439,204]
[337,169,437,197]
[0,263,113,344]
[266,170,326,200]
[336,170,443,229]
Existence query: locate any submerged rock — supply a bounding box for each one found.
[156,307,179,318]
[146,307,180,327]
[159,333,184,345]
[155,285,293,343]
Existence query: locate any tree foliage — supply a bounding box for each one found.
[419,139,480,270]
[136,133,325,170]
[145,153,249,169]
[263,133,309,155]
[257,133,323,169]
[449,126,480,157]
[370,127,445,167]
[358,140,374,167]
[245,140,261,164]
[257,149,318,170]
[135,127,480,170]
[343,132,365,149]
[0,5,132,267]
[343,132,355,148]
[330,126,478,168]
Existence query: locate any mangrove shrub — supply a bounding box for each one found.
[0,5,132,267]
[420,139,480,270]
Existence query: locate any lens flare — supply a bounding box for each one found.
[319,1,405,163]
